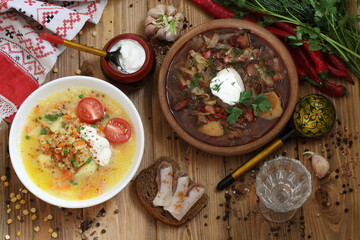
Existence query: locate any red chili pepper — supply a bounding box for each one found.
[327,54,354,84]
[242,17,257,23]
[265,26,292,38]
[250,11,297,35]
[292,47,319,80]
[303,42,329,81]
[207,116,216,121]
[213,113,225,118]
[191,0,235,19]
[292,48,347,97]
[273,22,297,36]
[327,63,348,78]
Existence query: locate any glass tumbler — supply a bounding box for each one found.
[256,156,312,223]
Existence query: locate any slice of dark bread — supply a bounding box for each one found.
[135,156,209,227]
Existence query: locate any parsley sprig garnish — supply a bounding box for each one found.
[225,90,272,125]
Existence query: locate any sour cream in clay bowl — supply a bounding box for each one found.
[101,34,155,90]
[9,76,145,208]
[158,19,298,156]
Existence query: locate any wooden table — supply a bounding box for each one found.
[1,1,359,239]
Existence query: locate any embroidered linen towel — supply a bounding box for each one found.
[0,0,107,122]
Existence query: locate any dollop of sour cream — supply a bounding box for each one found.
[210,68,245,106]
[110,39,146,74]
[80,125,112,166]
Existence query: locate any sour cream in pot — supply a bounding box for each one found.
[80,125,112,166]
[210,68,245,106]
[110,39,146,74]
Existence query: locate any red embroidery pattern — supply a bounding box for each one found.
[0,24,55,58]
[24,0,36,6]
[0,38,46,81]
[55,2,98,37]
[39,9,59,25]
[0,0,11,11]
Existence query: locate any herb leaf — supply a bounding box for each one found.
[40,128,48,135]
[239,90,252,106]
[189,73,204,89]
[226,107,243,125]
[252,94,272,116]
[69,179,78,185]
[45,113,63,121]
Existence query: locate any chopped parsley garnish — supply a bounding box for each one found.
[265,70,276,76]
[71,158,76,162]
[61,122,67,128]
[69,180,78,185]
[45,113,64,121]
[86,157,92,164]
[25,135,30,140]
[72,162,78,168]
[232,48,243,57]
[38,117,42,120]
[226,107,243,125]
[80,137,85,141]
[102,113,110,120]
[79,94,85,99]
[189,73,204,89]
[63,148,69,155]
[40,128,48,135]
[225,90,272,124]
[90,124,97,128]
[46,140,51,145]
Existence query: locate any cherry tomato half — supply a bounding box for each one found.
[77,97,104,124]
[104,118,132,143]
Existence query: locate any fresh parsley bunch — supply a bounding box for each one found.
[216,0,360,78]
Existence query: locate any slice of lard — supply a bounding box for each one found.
[164,175,189,215]
[80,125,112,166]
[210,68,245,106]
[169,184,205,221]
[153,162,173,207]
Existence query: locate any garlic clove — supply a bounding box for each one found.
[155,28,166,40]
[166,5,177,16]
[174,12,185,22]
[148,7,164,19]
[311,153,330,178]
[144,15,156,26]
[303,151,330,179]
[145,24,158,36]
[165,31,178,42]
[155,4,166,14]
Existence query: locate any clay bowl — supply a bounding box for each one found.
[101,34,155,90]
[158,19,298,156]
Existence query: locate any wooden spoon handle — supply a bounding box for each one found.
[217,139,284,190]
[39,32,107,57]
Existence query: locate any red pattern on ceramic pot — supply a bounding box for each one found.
[101,34,155,88]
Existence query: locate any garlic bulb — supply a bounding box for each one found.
[144,4,185,42]
[303,151,330,178]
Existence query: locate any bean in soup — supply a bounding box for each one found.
[166,29,289,147]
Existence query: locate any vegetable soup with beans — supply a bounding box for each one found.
[166,29,289,147]
[20,88,136,200]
